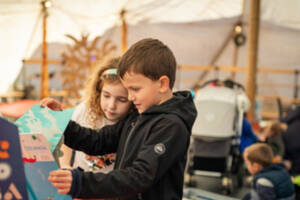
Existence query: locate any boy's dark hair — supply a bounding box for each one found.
[244,143,273,168]
[118,38,177,89]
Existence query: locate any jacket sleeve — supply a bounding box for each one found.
[243,118,258,141]
[63,119,124,155]
[71,115,189,199]
[255,178,277,199]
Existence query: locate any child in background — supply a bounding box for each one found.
[40,57,133,173]
[240,117,258,153]
[243,143,295,200]
[263,121,287,163]
[280,106,300,199]
[48,38,197,200]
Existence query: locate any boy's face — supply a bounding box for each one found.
[121,72,163,114]
[244,154,262,175]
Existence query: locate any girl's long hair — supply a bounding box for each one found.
[83,56,121,128]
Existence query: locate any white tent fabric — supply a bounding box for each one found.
[100,18,300,99]
[0,0,300,96]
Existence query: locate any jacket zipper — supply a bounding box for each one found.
[118,117,139,169]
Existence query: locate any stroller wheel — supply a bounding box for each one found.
[185,173,197,187]
[223,188,231,195]
[187,180,197,187]
[222,177,233,194]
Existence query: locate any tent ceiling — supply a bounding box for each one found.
[0,0,300,93]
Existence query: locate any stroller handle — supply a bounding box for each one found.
[200,79,245,91]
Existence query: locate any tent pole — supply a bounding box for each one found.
[245,0,260,121]
[120,9,127,53]
[230,45,238,80]
[41,0,49,98]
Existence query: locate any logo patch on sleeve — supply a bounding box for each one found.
[154,143,166,155]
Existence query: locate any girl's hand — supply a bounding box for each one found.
[86,155,98,161]
[40,97,63,111]
[48,169,72,194]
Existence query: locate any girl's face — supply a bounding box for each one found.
[100,82,131,122]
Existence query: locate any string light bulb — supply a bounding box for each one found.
[41,0,52,8]
[235,25,242,34]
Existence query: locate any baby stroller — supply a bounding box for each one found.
[187,80,250,194]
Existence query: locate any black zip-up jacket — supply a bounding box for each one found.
[63,91,197,200]
[280,106,300,174]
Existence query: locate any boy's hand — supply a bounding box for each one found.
[272,155,282,163]
[283,160,292,170]
[40,97,63,111]
[48,169,72,194]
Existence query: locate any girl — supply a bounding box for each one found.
[40,57,133,172]
[263,121,287,163]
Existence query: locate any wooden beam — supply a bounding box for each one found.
[41,2,49,98]
[0,90,68,99]
[180,65,296,74]
[0,91,24,98]
[179,79,298,88]
[49,90,67,97]
[261,111,279,120]
[23,59,62,65]
[120,9,127,53]
[245,0,260,121]
[256,95,300,104]
[181,65,244,72]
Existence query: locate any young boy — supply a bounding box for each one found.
[48,38,197,200]
[243,143,295,200]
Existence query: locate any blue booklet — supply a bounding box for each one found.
[15,104,74,152]
[0,117,29,200]
[13,104,74,200]
[20,133,72,200]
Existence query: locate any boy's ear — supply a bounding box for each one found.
[158,75,170,93]
[253,162,263,171]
